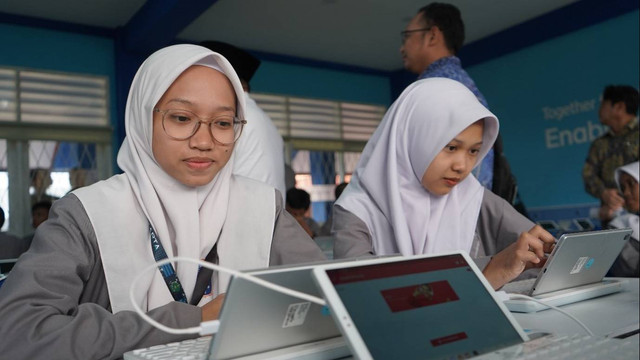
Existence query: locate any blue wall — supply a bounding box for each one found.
[466,10,639,210]
[0,24,114,75]
[252,60,390,106]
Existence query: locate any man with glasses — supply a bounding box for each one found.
[401,3,484,109]
[400,3,520,209]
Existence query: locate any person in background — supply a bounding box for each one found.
[318,182,348,236]
[0,44,324,359]
[583,85,639,224]
[200,41,286,200]
[400,2,519,207]
[0,206,9,236]
[286,187,320,238]
[20,200,53,249]
[0,206,29,262]
[69,167,97,192]
[31,200,52,229]
[0,200,51,265]
[332,78,554,290]
[607,161,639,277]
[29,168,58,205]
[69,167,88,191]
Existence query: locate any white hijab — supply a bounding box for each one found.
[79,44,247,310]
[337,78,499,256]
[611,161,639,241]
[615,161,639,193]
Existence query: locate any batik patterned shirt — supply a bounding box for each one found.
[583,118,639,199]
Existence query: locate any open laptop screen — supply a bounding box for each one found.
[323,253,524,359]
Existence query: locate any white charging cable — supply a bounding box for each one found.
[497,292,595,336]
[129,257,326,336]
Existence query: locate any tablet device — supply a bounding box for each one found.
[312,252,528,359]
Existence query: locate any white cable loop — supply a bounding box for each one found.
[507,294,595,336]
[129,257,326,335]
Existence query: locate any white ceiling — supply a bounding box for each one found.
[1,0,580,71]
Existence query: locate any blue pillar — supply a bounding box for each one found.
[309,151,334,222]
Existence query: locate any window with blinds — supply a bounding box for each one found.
[251,93,385,149]
[0,67,108,126]
[0,69,17,122]
[0,67,112,236]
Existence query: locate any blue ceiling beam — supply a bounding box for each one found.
[459,0,639,67]
[121,0,219,53]
[244,48,393,77]
[0,11,113,37]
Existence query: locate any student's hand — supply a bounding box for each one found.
[201,293,226,321]
[482,225,555,290]
[598,204,616,221]
[601,188,624,210]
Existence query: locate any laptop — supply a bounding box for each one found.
[312,252,531,359]
[501,228,632,312]
[311,251,640,360]
[124,260,353,360]
[207,262,350,359]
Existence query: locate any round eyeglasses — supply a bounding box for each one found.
[154,108,247,145]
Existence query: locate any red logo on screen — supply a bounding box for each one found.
[381,280,459,312]
[430,332,468,347]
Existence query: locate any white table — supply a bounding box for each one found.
[512,278,639,337]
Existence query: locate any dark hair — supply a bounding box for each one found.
[418,2,465,54]
[286,188,311,210]
[32,200,52,214]
[199,40,261,84]
[0,206,5,228]
[602,85,639,115]
[335,182,348,200]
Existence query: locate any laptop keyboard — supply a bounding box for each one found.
[502,278,536,295]
[474,334,639,359]
[122,333,638,360]
[123,336,211,360]
[123,336,350,360]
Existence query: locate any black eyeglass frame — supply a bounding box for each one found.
[154,108,247,145]
[400,27,432,43]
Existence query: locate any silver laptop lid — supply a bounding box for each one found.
[209,264,341,359]
[530,228,632,296]
[313,251,527,360]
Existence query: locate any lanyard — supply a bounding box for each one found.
[149,224,188,303]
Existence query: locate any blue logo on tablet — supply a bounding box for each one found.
[585,258,594,269]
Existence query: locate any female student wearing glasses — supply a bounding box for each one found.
[0,44,325,359]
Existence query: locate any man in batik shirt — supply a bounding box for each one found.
[583,85,639,222]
